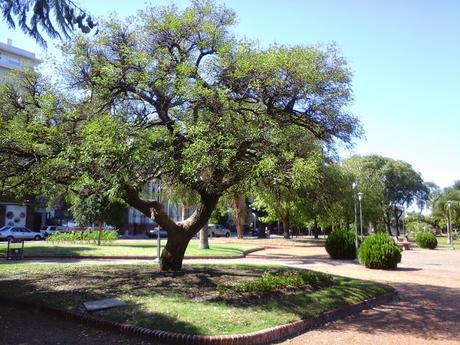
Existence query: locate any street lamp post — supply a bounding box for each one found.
[352,182,359,252]
[447,201,454,250]
[155,184,162,264]
[357,192,364,241]
[401,206,405,238]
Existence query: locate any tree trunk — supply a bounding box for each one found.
[384,208,392,235]
[283,214,290,239]
[160,231,190,271]
[313,218,319,239]
[181,200,189,221]
[97,222,103,246]
[392,206,402,237]
[231,193,246,239]
[199,222,209,249]
[126,187,220,271]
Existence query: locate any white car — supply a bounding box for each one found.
[208,224,231,237]
[40,225,67,236]
[0,226,44,241]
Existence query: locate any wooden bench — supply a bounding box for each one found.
[394,236,411,250]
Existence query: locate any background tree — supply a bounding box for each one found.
[71,194,126,245]
[344,155,429,236]
[432,181,460,232]
[0,1,360,271]
[343,155,386,232]
[1,0,96,47]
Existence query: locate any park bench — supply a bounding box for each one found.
[393,236,411,250]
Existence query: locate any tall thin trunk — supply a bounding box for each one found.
[283,213,290,239]
[231,193,246,239]
[181,200,189,221]
[313,218,319,239]
[97,222,103,246]
[199,222,209,249]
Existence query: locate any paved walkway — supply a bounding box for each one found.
[1,238,459,344]
[243,244,460,345]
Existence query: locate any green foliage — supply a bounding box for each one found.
[70,194,127,229]
[0,0,362,270]
[415,232,438,249]
[1,0,96,47]
[217,270,332,295]
[209,202,229,226]
[358,233,402,269]
[344,155,429,234]
[432,182,460,230]
[325,229,356,260]
[46,229,118,244]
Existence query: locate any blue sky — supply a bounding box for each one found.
[1,0,459,188]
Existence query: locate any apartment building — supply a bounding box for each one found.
[0,38,43,230]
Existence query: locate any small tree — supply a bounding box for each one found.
[71,194,126,245]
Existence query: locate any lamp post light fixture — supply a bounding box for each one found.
[357,192,364,241]
[447,201,454,250]
[352,182,359,252]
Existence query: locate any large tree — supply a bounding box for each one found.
[0,1,360,270]
[1,0,95,47]
[344,155,429,236]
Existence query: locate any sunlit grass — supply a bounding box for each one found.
[0,240,253,257]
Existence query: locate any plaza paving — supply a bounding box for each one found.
[1,238,459,344]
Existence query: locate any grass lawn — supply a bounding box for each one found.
[437,236,459,250]
[0,240,253,258]
[0,263,392,335]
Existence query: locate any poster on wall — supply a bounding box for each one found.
[5,205,27,227]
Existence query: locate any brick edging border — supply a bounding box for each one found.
[0,246,266,261]
[0,290,397,345]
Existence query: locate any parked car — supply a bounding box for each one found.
[208,224,231,237]
[147,227,168,239]
[40,225,67,236]
[0,226,44,241]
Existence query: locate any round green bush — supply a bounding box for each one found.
[325,229,357,259]
[358,233,402,269]
[415,232,438,249]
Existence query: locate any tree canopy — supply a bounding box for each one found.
[0,1,361,270]
[344,155,429,235]
[432,181,460,230]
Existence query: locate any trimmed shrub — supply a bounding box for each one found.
[217,270,332,295]
[415,232,438,249]
[46,229,118,244]
[358,233,402,269]
[325,229,357,260]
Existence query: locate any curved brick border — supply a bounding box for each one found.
[0,246,266,261]
[0,290,397,345]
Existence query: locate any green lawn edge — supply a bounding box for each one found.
[0,263,394,336]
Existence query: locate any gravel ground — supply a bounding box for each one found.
[1,237,459,345]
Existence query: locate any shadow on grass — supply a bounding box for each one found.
[0,274,203,335]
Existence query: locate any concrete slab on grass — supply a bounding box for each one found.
[83,298,128,312]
